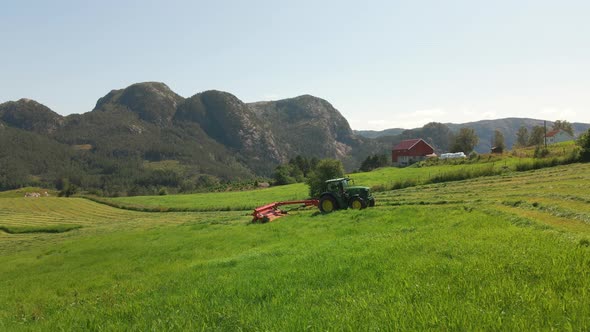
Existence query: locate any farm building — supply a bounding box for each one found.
[545,129,574,145]
[392,139,435,167]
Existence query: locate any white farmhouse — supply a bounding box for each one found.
[545,129,574,145]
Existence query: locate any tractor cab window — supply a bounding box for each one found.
[327,183,337,192]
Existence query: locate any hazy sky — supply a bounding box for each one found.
[1,0,589,130]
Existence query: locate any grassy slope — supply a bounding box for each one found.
[107,162,516,211]
[1,163,590,330]
[101,183,309,211]
[106,144,576,211]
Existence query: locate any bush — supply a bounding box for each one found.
[306,159,345,198]
[272,164,302,185]
[360,154,388,172]
[578,129,590,162]
[534,146,549,158]
[391,178,418,190]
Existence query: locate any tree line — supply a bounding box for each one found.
[515,120,574,148]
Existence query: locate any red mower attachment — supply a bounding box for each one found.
[251,199,319,223]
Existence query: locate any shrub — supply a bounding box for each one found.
[391,178,418,190]
[534,146,549,158]
[578,129,590,162]
[306,159,345,198]
[272,164,301,185]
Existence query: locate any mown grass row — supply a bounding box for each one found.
[0,224,82,234]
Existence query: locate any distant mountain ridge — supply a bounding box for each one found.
[356,118,590,153]
[354,128,405,138]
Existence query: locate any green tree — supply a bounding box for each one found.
[451,127,479,153]
[420,122,455,152]
[528,126,545,146]
[272,164,302,185]
[360,154,388,172]
[552,120,574,136]
[578,128,590,162]
[306,159,345,198]
[492,129,505,153]
[288,155,314,177]
[377,154,388,167]
[56,178,78,197]
[516,126,529,147]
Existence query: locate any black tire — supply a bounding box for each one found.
[368,198,375,207]
[319,195,337,213]
[349,196,366,210]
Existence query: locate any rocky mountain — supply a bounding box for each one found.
[249,95,371,169]
[93,82,183,125]
[0,82,379,194]
[175,90,284,172]
[0,99,64,134]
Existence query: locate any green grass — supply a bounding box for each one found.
[1,163,590,330]
[103,182,309,211]
[103,152,575,212]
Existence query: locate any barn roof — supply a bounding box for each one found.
[393,139,433,151]
[545,129,560,138]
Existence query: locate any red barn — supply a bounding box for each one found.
[392,139,435,166]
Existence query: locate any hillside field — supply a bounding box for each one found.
[1,163,590,330]
[106,143,578,211]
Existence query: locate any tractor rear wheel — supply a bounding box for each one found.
[319,196,337,213]
[349,197,366,209]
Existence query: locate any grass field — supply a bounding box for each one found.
[1,163,590,330]
[104,145,577,212]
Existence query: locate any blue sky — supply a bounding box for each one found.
[1,0,589,130]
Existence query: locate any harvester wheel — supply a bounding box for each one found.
[319,196,337,213]
[349,197,366,210]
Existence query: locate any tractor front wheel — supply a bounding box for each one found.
[368,198,375,207]
[349,197,366,210]
[319,196,337,213]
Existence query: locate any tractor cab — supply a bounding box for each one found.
[319,177,375,213]
[326,178,349,197]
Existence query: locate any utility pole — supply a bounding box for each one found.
[544,120,547,149]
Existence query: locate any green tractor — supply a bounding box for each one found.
[318,178,375,213]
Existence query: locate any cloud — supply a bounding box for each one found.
[458,109,497,122]
[539,108,577,120]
